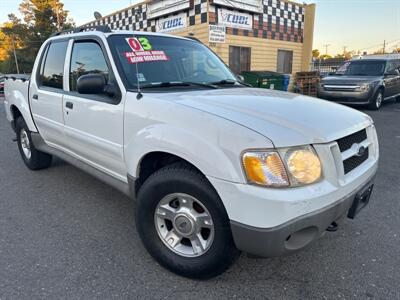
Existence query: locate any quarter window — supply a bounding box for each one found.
[69,41,110,92]
[277,50,293,74]
[40,41,68,89]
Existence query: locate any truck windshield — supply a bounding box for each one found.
[336,60,386,76]
[107,34,238,90]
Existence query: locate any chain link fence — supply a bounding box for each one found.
[310,58,346,77]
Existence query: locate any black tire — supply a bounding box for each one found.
[15,117,52,170]
[135,163,240,279]
[368,89,383,110]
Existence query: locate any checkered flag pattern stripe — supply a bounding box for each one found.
[85,0,304,43]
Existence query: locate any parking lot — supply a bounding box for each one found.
[0,96,399,299]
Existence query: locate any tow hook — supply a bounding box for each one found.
[326,221,338,232]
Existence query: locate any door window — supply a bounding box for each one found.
[385,61,400,75]
[69,41,110,92]
[229,46,251,75]
[40,41,68,89]
[277,50,293,74]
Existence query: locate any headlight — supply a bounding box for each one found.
[356,83,371,92]
[242,146,322,187]
[284,146,322,185]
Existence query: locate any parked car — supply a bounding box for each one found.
[0,76,5,96]
[4,27,379,279]
[318,57,400,110]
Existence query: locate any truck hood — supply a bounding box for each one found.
[149,88,373,147]
[321,75,381,85]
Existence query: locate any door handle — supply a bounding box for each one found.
[65,101,74,109]
[32,94,38,100]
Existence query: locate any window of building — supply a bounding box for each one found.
[229,46,251,75]
[40,41,68,89]
[69,41,110,92]
[277,50,293,74]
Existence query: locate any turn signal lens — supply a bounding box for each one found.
[286,147,322,184]
[242,152,289,187]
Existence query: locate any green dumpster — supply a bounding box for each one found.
[241,71,285,90]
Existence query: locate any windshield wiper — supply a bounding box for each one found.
[140,81,218,89]
[210,79,238,85]
[210,79,251,87]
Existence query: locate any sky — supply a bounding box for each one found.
[1,0,399,55]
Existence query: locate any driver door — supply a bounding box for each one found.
[63,38,126,179]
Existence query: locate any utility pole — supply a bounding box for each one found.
[11,37,20,74]
[323,44,330,55]
[383,40,386,54]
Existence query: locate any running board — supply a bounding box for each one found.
[30,133,132,197]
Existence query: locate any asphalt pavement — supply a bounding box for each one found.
[0,96,399,300]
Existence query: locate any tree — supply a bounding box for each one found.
[0,0,74,74]
[312,49,320,59]
[373,49,386,55]
[335,50,354,60]
[319,54,333,60]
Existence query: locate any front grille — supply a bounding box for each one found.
[343,148,369,174]
[336,129,369,174]
[336,129,367,152]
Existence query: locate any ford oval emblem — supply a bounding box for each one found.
[356,145,366,157]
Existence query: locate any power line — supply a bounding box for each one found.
[358,38,400,52]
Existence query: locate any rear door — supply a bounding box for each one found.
[394,59,400,96]
[62,38,126,179]
[384,60,400,98]
[30,40,69,147]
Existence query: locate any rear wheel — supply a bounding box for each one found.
[135,163,240,279]
[368,89,383,110]
[15,117,52,170]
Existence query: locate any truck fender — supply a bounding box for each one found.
[125,123,243,183]
[7,88,37,132]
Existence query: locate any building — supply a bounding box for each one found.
[85,0,316,84]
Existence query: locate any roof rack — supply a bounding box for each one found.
[50,25,112,37]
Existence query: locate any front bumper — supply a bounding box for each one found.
[318,88,373,104]
[230,177,374,257]
[207,125,379,257]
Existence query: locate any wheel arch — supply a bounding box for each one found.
[133,151,206,196]
[10,105,23,131]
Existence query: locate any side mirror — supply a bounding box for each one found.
[77,74,106,94]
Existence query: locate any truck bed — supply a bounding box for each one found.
[4,74,37,132]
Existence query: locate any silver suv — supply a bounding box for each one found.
[318,57,400,110]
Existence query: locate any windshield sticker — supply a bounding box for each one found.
[125,50,169,64]
[125,37,168,63]
[126,37,153,52]
[137,73,146,82]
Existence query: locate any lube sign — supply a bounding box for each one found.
[218,8,253,30]
[156,13,187,33]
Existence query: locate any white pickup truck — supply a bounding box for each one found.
[4,27,379,279]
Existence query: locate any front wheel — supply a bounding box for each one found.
[368,89,383,110]
[135,164,240,279]
[15,117,52,170]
